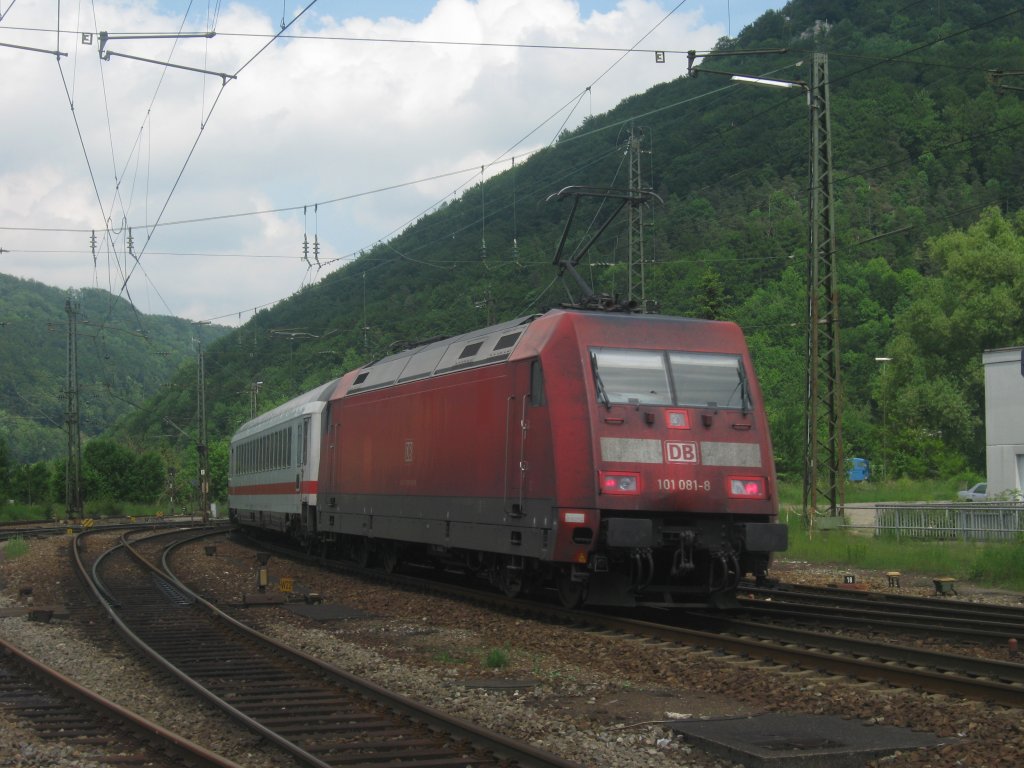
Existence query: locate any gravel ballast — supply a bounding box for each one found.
[2,531,1023,767]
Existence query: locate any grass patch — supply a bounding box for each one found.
[777,477,968,506]
[0,504,56,523]
[3,536,29,560]
[434,650,466,665]
[779,512,1024,591]
[0,502,187,523]
[968,545,1024,590]
[484,648,510,669]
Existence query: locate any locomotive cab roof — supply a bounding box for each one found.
[344,308,746,396]
[347,314,538,394]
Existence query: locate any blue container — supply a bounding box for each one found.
[847,457,870,482]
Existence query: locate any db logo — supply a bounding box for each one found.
[665,441,698,463]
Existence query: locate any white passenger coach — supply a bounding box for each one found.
[228,378,340,538]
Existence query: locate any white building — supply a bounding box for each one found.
[983,346,1024,497]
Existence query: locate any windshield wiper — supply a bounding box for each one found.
[590,352,611,410]
[737,363,751,415]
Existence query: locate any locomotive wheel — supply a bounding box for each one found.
[499,565,524,599]
[381,542,400,574]
[556,575,586,609]
[351,537,371,568]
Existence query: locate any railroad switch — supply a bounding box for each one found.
[886,571,901,589]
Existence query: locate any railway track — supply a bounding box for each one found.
[0,634,244,768]
[75,526,582,768]
[0,516,227,542]
[733,581,1024,643]
[232,530,1024,707]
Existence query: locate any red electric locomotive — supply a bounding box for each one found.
[303,308,786,607]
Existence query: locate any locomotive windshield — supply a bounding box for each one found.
[590,348,751,411]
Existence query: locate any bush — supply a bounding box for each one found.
[485,648,510,669]
[4,536,29,559]
[88,498,125,518]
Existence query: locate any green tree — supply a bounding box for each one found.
[9,461,53,505]
[695,267,727,320]
[0,438,9,499]
[736,265,806,476]
[207,439,230,508]
[82,439,166,503]
[884,208,1024,475]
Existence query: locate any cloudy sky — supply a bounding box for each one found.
[1,0,786,326]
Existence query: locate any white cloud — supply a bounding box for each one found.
[1,0,752,325]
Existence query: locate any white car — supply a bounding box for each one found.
[957,482,988,502]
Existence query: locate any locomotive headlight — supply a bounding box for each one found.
[599,471,640,495]
[665,409,690,429]
[727,476,767,499]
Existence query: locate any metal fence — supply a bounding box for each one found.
[874,502,1024,541]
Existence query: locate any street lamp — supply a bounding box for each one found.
[690,51,843,523]
[730,73,805,89]
[875,357,892,482]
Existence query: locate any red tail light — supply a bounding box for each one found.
[599,471,641,495]
[727,476,767,499]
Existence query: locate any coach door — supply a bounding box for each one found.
[299,415,317,533]
[506,359,554,517]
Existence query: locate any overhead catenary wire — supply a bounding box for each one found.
[3,0,319,400]
[104,1,322,312]
[6,0,1015,327]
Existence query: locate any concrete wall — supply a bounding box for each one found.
[983,347,1024,497]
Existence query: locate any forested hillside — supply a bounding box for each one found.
[0,274,229,463]
[103,0,1024,488]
